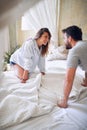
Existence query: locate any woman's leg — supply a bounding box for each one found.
[13,64,24,79]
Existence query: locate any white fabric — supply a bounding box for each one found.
[0,73,54,129]
[10,39,45,73]
[0,60,87,130]
[0,0,41,29]
[22,0,58,45]
[46,60,67,73]
[47,45,68,61]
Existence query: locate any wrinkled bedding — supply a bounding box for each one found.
[0,60,87,130]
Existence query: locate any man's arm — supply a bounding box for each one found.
[58,67,76,108]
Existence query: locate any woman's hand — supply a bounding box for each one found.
[21,70,29,83]
[21,79,27,83]
[41,72,45,75]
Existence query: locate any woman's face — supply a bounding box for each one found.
[39,32,50,46]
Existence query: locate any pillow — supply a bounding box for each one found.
[58,45,68,54]
[47,45,68,61]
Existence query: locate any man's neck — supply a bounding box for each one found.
[71,40,78,47]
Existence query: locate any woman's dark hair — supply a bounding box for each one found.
[35,28,51,56]
[62,25,82,41]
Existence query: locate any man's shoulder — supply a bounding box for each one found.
[77,40,87,45]
[70,40,87,54]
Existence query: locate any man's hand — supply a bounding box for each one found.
[81,78,87,87]
[58,98,68,108]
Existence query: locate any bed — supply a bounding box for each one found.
[0,59,87,130]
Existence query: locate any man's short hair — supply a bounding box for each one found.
[62,25,82,41]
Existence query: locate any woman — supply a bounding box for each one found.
[10,28,51,83]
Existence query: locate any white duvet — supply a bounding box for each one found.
[0,68,87,130]
[0,73,54,128]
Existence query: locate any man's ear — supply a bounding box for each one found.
[68,36,72,42]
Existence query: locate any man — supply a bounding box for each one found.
[58,25,87,108]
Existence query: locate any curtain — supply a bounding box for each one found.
[0,0,41,29]
[22,0,60,46]
[0,0,41,79]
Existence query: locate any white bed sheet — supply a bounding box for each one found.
[46,60,84,77]
[0,60,87,130]
[46,60,67,73]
